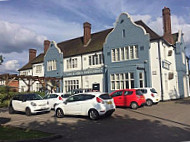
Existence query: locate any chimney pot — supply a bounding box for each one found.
[44,40,50,54]
[29,49,36,62]
[83,22,91,45]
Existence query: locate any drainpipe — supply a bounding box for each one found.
[158,40,164,101]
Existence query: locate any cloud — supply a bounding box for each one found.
[0,60,20,74]
[0,20,47,53]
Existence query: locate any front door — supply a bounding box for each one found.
[92,83,100,91]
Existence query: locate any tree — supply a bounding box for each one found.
[0,55,3,65]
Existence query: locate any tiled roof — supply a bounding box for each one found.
[57,29,113,58]
[18,53,44,71]
[18,20,161,71]
[135,20,161,40]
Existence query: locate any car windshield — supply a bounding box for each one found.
[61,94,71,98]
[26,94,43,100]
[99,94,112,100]
[136,90,143,96]
[150,88,157,93]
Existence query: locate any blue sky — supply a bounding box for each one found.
[0,0,190,73]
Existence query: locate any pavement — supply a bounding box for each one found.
[1,98,190,142]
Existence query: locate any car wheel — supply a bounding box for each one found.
[88,109,99,120]
[56,108,64,118]
[9,106,15,114]
[130,102,138,109]
[25,108,31,116]
[146,99,153,106]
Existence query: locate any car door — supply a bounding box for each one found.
[13,95,26,112]
[124,90,134,107]
[64,95,82,115]
[12,95,22,111]
[50,94,58,108]
[111,90,124,106]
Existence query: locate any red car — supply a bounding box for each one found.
[110,89,146,109]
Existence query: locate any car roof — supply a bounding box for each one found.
[73,92,108,96]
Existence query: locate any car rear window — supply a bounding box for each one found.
[136,90,143,96]
[99,94,112,100]
[139,89,147,94]
[150,88,157,93]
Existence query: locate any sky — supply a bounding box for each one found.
[0,0,190,74]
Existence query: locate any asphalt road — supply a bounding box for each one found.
[1,98,190,142]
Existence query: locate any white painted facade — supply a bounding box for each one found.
[150,40,179,100]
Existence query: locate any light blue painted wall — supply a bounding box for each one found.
[175,34,188,98]
[44,41,63,92]
[103,13,152,93]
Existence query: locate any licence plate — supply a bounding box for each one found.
[107,101,112,104]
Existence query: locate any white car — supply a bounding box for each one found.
[43,93,71,109]
[55,92,116,120]
[136,88,160,106]
[9,93,51,116]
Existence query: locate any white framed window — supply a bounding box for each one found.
[111,45,138,62]
[139,72,144,88]
[67,58,78,69]
[36,83,42,92]
[36,65,42,73]
[88,53,103,66]
[47,60,57,71]
[110,72,135,90]
[65,80,79,92]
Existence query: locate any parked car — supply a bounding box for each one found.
[110,89,146,109]
[43,93,71,109]
[9,93,51,116]
[55,92,116,120]
[67,88,92,95]
[135,88,160,106]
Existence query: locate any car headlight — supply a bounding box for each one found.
[31,102,37,106]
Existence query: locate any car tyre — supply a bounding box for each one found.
[9,106,15,114]
[56,108,64,118]
[130,102,138,109]
[25,108,31,116]
[146,99,153,106]
[88,109,99,120]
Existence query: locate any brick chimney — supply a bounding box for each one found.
[44,40,50,54]
[83,22,91,45]
[29,49,36,62]
[162,7,174,44]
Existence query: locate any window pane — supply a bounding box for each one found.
[125,81,129,88]
[131,80,134,88]
[125,47,129,59]
[121,48,124,60]
[130,46,134,59]
[135,45,138,58]
[130,73,134,79]
[125,73,128,79]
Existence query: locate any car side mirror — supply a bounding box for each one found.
[64,101,67,105]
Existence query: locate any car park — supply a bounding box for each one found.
[55,92,115,120]
[9,93,51,116]
[110,89,146,109]
[43,93,71,109]
[135,88,160,106]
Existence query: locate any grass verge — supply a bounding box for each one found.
[0,125,52,141]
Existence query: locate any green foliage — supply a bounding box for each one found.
[0,126,51,141]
